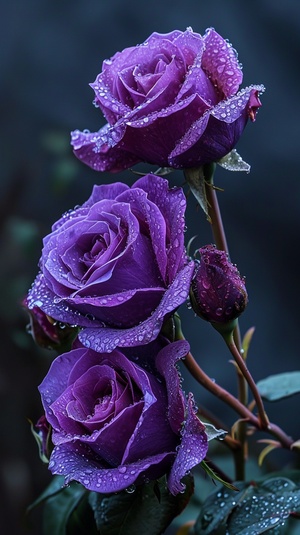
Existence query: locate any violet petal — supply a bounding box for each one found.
[48,440,174,493]
[79,261,194,352]
[168,393,208,495]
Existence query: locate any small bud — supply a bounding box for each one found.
[190,245,248,328]
[29,415,52,462]
[22,296,78,350]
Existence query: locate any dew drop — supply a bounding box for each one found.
[118,466,127,473]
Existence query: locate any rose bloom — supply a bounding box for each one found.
[27,174,194,353]
[39,338,208,494]
[71,27,264,173]
[190,245,248,324]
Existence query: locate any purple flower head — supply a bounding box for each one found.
[190,245,248,325]
[27,174,194,353]
[39,338,208,494]
[71,27,264,172]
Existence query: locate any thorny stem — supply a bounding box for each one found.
[184,351,294,450]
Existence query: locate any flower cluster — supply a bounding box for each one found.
[26,27,261,499]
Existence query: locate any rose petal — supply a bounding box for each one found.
[169,85,265,167]
[168,394,208,495]
[202,28,243,98]
[156,340,190,433]
[131,174,187,282]
[48,440,174,493]
[71,126,140,173]
[121,371,177,464]
[79,261,195,352]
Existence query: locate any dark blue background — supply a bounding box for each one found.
[1,1,299,533]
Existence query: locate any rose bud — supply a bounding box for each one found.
[22,297,77,350]
[35,415,52,461]
[71,28,264,173]
[190,245,248,330]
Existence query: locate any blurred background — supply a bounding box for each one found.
[1,0,300,533]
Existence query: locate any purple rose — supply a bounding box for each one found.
[71,27,264,173]
[39,339,208,494]
[27,174,194,352]
[190,245,248,325]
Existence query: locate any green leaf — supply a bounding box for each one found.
[194,473,300,535]
[200,460,239,491]
[227,477,300,534]
[42,482,87,535]
[27,475,65,512]
[184,167,210,220]
[194,481,251,534]
[204,423,227,442]
[89,475,194,535]
[66,493,99,535]
[257,371,300,401]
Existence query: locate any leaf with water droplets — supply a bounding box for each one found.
[194,480,250,533]
[257,371,300,401]
[88,475,194,535]
[217,149,250,172]
[194,473,300,535]
[204,423,227,442]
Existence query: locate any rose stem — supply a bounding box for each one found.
[224,334,269,428]
[183,350,293,449]
[203,164,242,352]
[203,164,248,478]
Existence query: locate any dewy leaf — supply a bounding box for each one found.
[184,167,210,220]
[42,482,87,535]
[194,480,251,534]
[194,474,300,535]
[256,371,300,401]
[204,422,227,442]
[217,149,250,173]
[89,475,194,535]
[227,477,300,534]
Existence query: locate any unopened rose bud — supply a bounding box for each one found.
[22,297,77,350]
[35,415,52,461]
[190,245,248,329]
